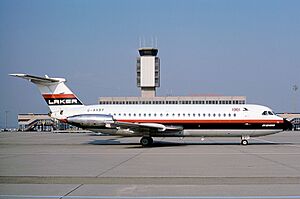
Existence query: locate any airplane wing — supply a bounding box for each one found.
[114,121,183,133]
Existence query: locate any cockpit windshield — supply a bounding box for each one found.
[262,111,276,115]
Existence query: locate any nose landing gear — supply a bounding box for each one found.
[241,136,250,145]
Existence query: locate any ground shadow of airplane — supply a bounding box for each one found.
[87,139,293,148]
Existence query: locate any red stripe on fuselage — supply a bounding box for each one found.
[42,94,76,99]
[117,119,283,124]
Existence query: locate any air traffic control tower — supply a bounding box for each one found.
[99,47,246,105]
[137,47,160,97]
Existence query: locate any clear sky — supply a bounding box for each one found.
[0,0,299,128]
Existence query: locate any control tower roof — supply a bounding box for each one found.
[138,47,158,56]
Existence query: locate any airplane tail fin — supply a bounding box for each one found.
[9,74,84,113]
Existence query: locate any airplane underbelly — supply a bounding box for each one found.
[181,129,282,137]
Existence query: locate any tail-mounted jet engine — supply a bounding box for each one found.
[67,114,114,127]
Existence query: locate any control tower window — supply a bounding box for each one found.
[138,48,158,56]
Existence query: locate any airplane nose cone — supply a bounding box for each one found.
[283,119,293,131]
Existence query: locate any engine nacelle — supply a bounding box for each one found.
[67,114,114,127]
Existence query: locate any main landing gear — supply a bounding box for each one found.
[140,136,153,147]
[241,136,250,146]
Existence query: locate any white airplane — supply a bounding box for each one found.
[10,73,292,146]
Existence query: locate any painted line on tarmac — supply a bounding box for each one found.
[1,176,300,185]
[1,194,300,199]
[2,152,300,155]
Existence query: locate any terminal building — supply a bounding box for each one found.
[18,113,78,132]
[99,47,246,105]
[277,113,300,131]
[18,113,56,131]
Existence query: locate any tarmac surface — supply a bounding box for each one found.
[0,131,300,199]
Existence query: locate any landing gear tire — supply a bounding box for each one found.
[140,136,153,147]
[241,139,248,146]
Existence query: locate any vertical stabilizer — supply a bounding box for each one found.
[9,74,84,113]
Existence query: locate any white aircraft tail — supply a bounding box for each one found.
[10,74,84,113]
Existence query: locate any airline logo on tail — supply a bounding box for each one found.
[43,94,83,106]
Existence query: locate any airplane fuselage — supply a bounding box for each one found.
[53,104,288,138]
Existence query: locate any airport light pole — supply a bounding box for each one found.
[292,84,298,113]
[4,111,9,130]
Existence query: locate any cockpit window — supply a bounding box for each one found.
[262,111,275,116]
[262,111,268,115]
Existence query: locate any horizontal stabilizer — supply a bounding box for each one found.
[9,74,62,84]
